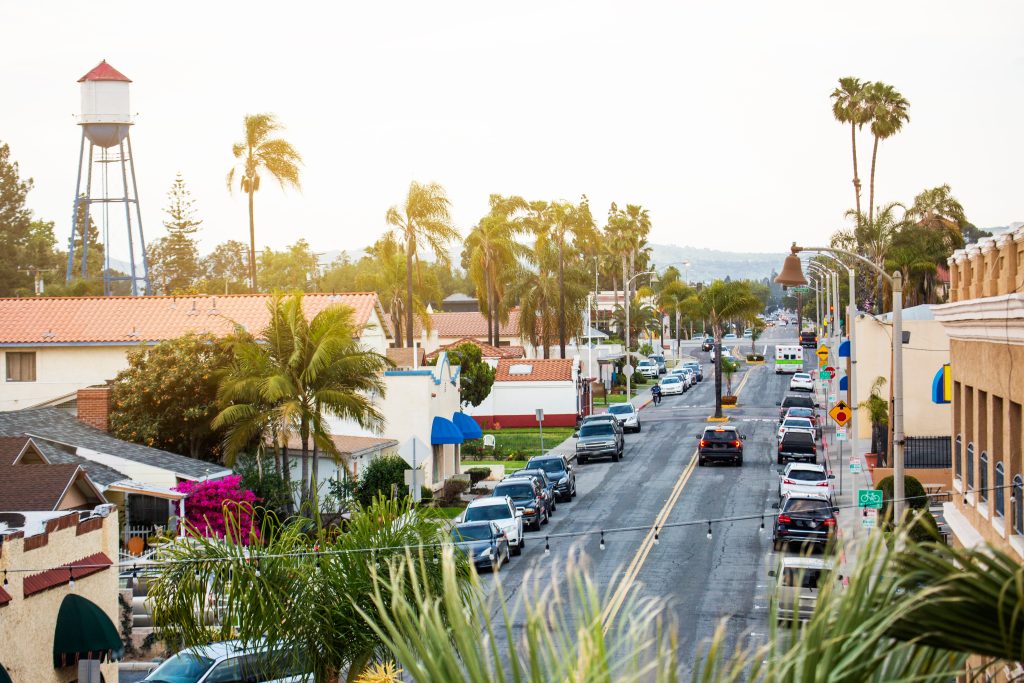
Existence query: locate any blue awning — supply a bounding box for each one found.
[452,412,483,440]
[838,339,851,358]
[839,375,848,391]
[932,364,951,404]
[431,416,465,445]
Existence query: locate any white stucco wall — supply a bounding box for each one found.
[466,380,578,425]
[0,345,133,411]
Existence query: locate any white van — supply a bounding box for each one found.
[775,345,804,374]
[143,640,310,682]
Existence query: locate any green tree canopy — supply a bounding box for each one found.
[432,343,495,408]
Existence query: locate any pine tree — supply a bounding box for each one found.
[151,173,202,294]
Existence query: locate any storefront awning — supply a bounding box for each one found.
[839,375,848,392]
[452,412,483,440]
[0,662,11,683]
[932,364,951,404]
[430,416,464,445]
[106,480,186,500]
[53,594,123,668]
[838,339,850,358]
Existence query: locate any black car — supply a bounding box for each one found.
[778,394,819,422]
[697,426,745,466]
[525,454,577,502]
[493,479,548,530]
[580,412,624,435]
[799,330,818,348]
[683,361,703,382]
[506,468,557,516]
[451,521,511,572]
[700,336,715,352]
[574,420,624,463]
[773,493,838,551]
[778,430,817,465]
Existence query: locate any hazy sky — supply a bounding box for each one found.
[3,1,1022,265]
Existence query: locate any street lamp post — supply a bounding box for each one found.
[624,270,657,400]
[777,244,905,520]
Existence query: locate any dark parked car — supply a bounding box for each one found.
[506,468,557,516]
[683,361,703,382]
[574,420,624,463]
[701,336,715,352]
[799,330,818,348]
[778,394,819,422]
[580,413,624,435]
[451,520,511,572]
[493,479,548,530]
[526,454,577,501]
[697,426,745,466]
[778,430,817,465]
[773,493,838,550]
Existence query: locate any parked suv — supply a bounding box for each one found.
[770,557,836,622]
[637,358,659,378]
[683,361,703,382]
[580,413,624,436]
[777,430,818,465]
[506,468,557,516]
[773,493,838,551]
[493,479,548,531]
[461,496,524,554]
[525,454,576,501]
[696,426,745,466]
[574,420,624,463]
[778,394,818,422]
[648,354,667,374]
[607,402,640,432]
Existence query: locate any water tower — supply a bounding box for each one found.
[65,60,149,295]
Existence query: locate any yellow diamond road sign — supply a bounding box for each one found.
[816,345,829,361]
[829,400,851,427]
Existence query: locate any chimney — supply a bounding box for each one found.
[77,386,112,432]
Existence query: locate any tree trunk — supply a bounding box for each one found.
[311,438,320,517]
[621,257,628,339]
[868,134,880,228]
[300,417,310,507]
[712,321,723,419]
[558,240,567,358]
[851,122,861,218]
[247,187,257,291]
[405,240,414,349]
[675,310,681,358]
[280,442,293,514]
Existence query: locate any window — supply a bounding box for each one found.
[5,352,35,382]
[967,443,975,491]
[980,452,989,502]
[954,435,962,479]
[1014,475,1024,536]
[996,463,1005,518]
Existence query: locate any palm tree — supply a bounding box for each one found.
[612,298,661,349]
[364,235,430,345]
[695,280,763,418]
[226,114,302,290]
[386,181,459,348]
[465,195,529,346]
[549,197,597,358]
[865,82,911,227]
[215,294,390,509]
[831,77,873,217]
[657,280,698,354]
[841,202,909,311]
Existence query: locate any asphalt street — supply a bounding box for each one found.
[480,326,807,673]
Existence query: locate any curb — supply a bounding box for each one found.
[707,416,730,422]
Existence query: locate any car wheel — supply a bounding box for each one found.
[636,424,642,433]
[551,500,556,513]
[513,540,522,556]
[578,455,588,464]
[736,457,743,467]
[698,457,705,466]
[571,483,577,498]
[777,456,784,465]
[612,450,620,462]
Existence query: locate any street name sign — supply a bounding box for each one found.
[819,369,830,380]
[858,489,883,509]
[828,400,852,427]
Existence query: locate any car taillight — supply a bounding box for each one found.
[816,481,829,486]
[823,517,836,527]
[783,479,795,485]
[778,514,792,524]
[700,440,707,448]
[732,440,741,447]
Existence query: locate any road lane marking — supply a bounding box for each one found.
[600,448,698,632]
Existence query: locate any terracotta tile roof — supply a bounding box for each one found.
[78,60,131,82]
[0,464,97,512]
[0,586,11,606]
[284,434,398,457]
[23,552,112,597]
[386,346,425,369]
[424,338,524,361]
[494,358,576,382]
[0,293,389,345]
[412,309,521,338]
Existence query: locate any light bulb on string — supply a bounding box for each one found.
[599,531,606,551]
[706,522,712,540]
[759,516,765,533]
[654,528,659,545]
[2,570,7,587]
[544,537,550,555]
[68,568,75,589]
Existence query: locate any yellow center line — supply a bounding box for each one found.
[600,360,764,632]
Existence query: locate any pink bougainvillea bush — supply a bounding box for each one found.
[174,475,261,544]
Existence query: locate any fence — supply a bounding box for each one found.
[904,436,952,469]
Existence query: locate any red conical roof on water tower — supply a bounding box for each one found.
[78,60,131,83]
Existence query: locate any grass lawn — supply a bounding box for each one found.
[461,459,527,471]
[429,506,465,520]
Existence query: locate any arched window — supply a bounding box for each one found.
[967,443,975,491]
[979,452,989,502]
[995,463,1005,518]
[955,435,962,479]
[1014,475,1024,536]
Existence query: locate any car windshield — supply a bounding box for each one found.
[608,405,634,415]
[494,484,534,499]
[685,363,699,369]
[452,525,493,542]
[794,373,810,379]
[579,424,613,437]
[703,429,738,442]
[527,459,564,475]
[783,419,813,428]
[784,397,815,408]
[788,408,814,418]
[784,498,831,514]
[786,469,825,482]
[661,377,680,384]
[145,652,215,683]
[650,355,664,362]
[464,504,510,522]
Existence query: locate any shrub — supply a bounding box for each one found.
[436,478,471,505]
[173,475,259,544]
[355,455,410,507]
[746,353,764,362]
[420,485,434,502]
[466,467,492,485]
[875,474,939,542]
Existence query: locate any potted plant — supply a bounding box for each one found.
[859,376,889,469]
[721,358,740,406]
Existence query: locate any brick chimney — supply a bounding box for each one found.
[77,386,112,432]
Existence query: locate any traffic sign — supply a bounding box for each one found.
[828,394,837,403]
[850,458,862,474]
[622,363,635,378]
[828,400,851,427]
[818,370,830,380]
[816,345,829,362]
[825,366,836,380]
[836,426,847,441]
[861,508,878,529]
[858,489,883,509]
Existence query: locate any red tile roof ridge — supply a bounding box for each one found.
[0,292,379,302]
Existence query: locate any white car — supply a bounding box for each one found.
[778,417,817,441]
[143,639,312,682]
[778,462,835,500]
[668,367,694,388]
[636,359,659,378]
[789,372,815,392]
[722,333,739,343]
[607,402,640,433]
[461,496,525,555]
[659,375,685,395]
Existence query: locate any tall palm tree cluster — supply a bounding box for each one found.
[830,79,969,310]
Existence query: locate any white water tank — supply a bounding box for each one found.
[78,60,132,148]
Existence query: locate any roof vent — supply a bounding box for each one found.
[508,364,533,375]
[42,329,55,339]
[209,296,219,314]
[187,300,198,316]
[127,326,138,337]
